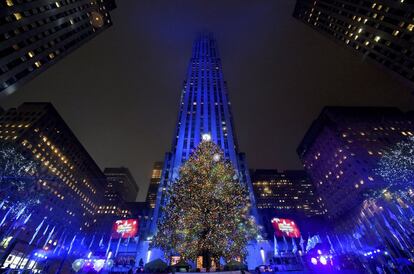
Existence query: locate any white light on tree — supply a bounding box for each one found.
[375,136,414,188]
[213,153,221,162]
[202,133,211,142]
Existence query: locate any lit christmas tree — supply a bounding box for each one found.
[375,136,414,189]
[0,142,40,198]
[151,137,257,268]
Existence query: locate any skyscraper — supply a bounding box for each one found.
[252,169,325,216]
[293,0,414,87]
[297,106,414,220]
[104,167,139,202]
[151,33,257,233]
[0,103,108,271]
[0,0,116,96]
[251,169,325,238]
[145,161,163,209]
[0,102,107,231]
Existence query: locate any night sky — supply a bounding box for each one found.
[2,1,414,201]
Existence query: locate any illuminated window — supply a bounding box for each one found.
[392,30,400,36]
[13,12,22,20]
[34,61,41,68]
[407,24,414,32]
[6,0,13,6]
[374,36,381,42]
[28,51,34,58]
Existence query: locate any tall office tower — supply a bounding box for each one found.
[0,0,116,96]
[104,167,139,202]
[151,33,257,233]
[145,161,163,209]
[297,107,414,220]
[0,103,107,270]
[0,103,107,230]
[251,169,325,238]
[252,169,325,216]
[293,0,414,87]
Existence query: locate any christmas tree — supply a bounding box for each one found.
[151,137,257,268]
[0,142,40,198]
[375,136,414,189]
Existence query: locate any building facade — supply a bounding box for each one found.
[150,33,258,235]
[0,0,116,96]
[104,167,139,203]
[145,161,163,210]
[297,106,414,220]
[252,169,325,216]
[0,102,108,271]
[251,169,326,238]
[293,0,414,87]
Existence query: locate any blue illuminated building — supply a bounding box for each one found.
[144,33,263,267]
[150,33,258,233]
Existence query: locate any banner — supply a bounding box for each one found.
[271,218,300,238]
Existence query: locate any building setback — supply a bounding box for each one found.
[293,0,414,87]
[251,169,326,238]
[297,106,414,220]
[0,0,116,96]
[145,161,163,209]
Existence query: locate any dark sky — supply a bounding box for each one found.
[2,1,414,201]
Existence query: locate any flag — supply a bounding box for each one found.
[291,237,298,254]
[99,234,104,248]
[15,206,26,221]
[68,234,77,254]
[299,235,305,253]
[89,234,95,249]
[54,230,66,254]
[335,234,344,254]
[23,213,31,224]
[273,234,279,256]
[57,234,68,256]
[43,226,55,248]
[326,234,335,254]
[105,236,112,257]
[29,218,44,245]
[115,235,122,256]
[283,236,289,253]
[0,206,13,226]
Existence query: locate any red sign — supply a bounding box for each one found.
[271,218,300,238]
[112,219,138,239]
